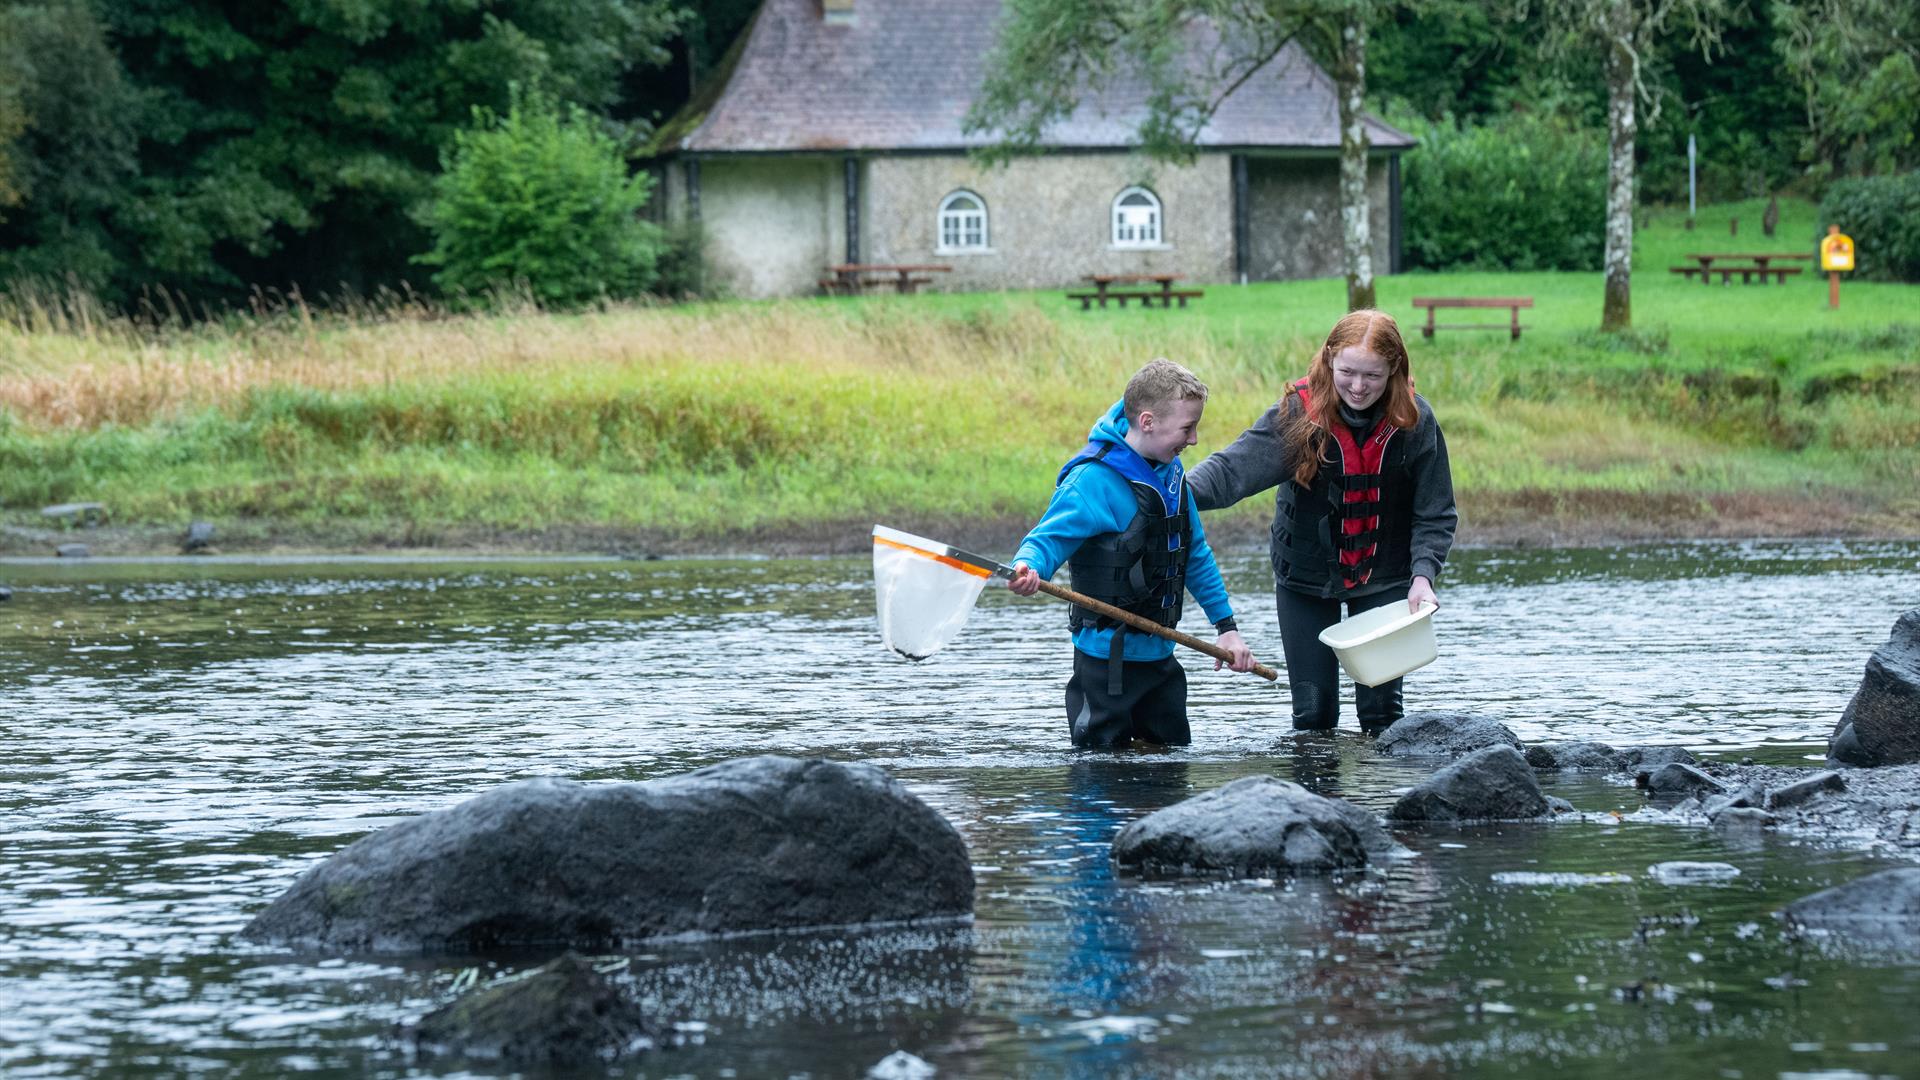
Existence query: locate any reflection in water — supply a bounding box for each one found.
[0,541,1917,1076]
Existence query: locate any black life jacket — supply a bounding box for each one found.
[1057,439,1192,642]
[1273,379,1415,595]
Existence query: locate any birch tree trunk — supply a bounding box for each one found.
[1334,16,1374,312]
[1600,0,1636,332]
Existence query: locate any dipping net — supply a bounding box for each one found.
[872,525,994,661]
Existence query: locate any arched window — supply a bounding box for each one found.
[937,190,989,251]
[1111,186,1162,247]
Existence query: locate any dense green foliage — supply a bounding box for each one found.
[0,1,140,289]
[418,93,663,306]
[1818,173,1920,282]
[1400,112,1607,271]
[0,0,1913,308]
[0,0,684,303]
[1376,0,1918,205]
[1773,0,1920,182]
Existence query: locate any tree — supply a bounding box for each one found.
[416,90,664,307]
[965,0,1386,312]
[1524,0,1732,332]
[0,1,140,292]
[81,0,682,301]
[1772,0,1920,181]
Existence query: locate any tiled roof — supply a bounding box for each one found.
[677,0,1414,154]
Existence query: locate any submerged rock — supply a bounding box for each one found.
[1637,762,1728,798]
[242,756,974,953]
[1374,712,1521,759]
[1389,746,1551,822]
[409,953,655,1066]
[1781,868,1920,940]
[1647,861,1742,885]
[1111,775,1395,877]
[1711,806,1776,832]
[868,1050,938,1079]
[1525,741,1624,771]
[1829,609,1920,768]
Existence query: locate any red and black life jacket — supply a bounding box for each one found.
[1273,378,1413,595]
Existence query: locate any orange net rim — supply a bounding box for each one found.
[873,534,994,579]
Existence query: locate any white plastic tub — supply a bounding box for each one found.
[1317,601,1439,687]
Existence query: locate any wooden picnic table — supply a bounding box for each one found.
[1674,252,1813,285]
[823,263,953,295]
[1070,273,1204,310]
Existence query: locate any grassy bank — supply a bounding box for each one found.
[1,198,1916,554]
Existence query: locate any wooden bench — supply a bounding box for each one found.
[1669,264,1802,285]
[822,263,951,296]
[41,501,107,527]
[1410,297,1533,341]
[1067,289,1205,310]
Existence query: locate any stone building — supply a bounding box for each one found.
[651,0,1414,299]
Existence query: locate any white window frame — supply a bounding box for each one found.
[936,190,991,254]
[1110,186,1165,249]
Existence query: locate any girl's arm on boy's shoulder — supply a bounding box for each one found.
[1187,401,1293,511]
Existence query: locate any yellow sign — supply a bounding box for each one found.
[1821,227,1855,272]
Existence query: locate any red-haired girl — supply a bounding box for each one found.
[1187,309,1457,734]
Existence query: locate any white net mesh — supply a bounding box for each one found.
[873,530,991,661]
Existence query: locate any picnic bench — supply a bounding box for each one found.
[41,501,106,528]
[1068,273,1205,310]
[1410,297,1533,341]
[1670,252,1811,285]
[820,263,952,296]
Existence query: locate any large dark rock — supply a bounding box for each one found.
[409,953,655,1065]
[1636,762,1728,798]
[242,756,974,953]
[1111,776,1394,878]
[1829,609,1920,768]
[1526,741,1624,770]
[1389,746,1551,822]
[1374,712,1521,759]
[1619,746,1697,771]
[182,521,216,554]
[1780,868,1920,941]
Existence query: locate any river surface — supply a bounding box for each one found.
[2,540,1918,1078]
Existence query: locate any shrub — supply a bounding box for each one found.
[650,220,713,300]
[416,90,663,307]
[1402,112,1608,272]
[1817,172,1920,282]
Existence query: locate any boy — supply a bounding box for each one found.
[1008,359,1256,748]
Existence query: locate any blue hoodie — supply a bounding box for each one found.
[1013,401,1236,661]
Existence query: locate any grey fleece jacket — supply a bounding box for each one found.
[1186,393,1458,598]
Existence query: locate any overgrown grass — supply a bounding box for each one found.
[1,198,1915,547]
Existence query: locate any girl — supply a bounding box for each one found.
[1186,310,1457,733]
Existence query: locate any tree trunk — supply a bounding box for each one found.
[1600,0,1636,332]
[1335,16,1374,312]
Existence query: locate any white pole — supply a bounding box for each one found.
[1687,133,1697,219]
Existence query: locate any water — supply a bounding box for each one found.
[2,540,1918,1077]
